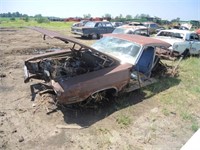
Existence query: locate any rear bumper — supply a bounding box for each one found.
[71,30,83,35]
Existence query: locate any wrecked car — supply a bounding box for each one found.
[154,29,200,57]
[143,22,164,34]
[24,27,172,105]
[71,21,115,39]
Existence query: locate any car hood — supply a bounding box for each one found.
[153,36,184,45]
[26,27,121,64]
[28,27,97,51]
[72,26,93,29]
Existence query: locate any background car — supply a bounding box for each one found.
[143,22,165,34]
[111,22,124,27]
[72,20,89,27]
[154,29,200,56]
[127,22,145,26]
[112,26,149,36]
[71,21,115,39]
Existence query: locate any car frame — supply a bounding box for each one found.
[24,27,172,105]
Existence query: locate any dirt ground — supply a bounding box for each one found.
[0,28,195,150]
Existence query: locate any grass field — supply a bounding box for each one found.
[0,17,74,30]
[144,57,200,132]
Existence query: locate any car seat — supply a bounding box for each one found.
[134,46,155,77]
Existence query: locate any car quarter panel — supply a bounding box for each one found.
[190,41,200,54]
[53,63,132,104]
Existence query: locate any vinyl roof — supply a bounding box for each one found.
[103,34,171,47]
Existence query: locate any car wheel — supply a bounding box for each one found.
[182,49,190,58]
[91,34,98,39]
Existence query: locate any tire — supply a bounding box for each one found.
[90,33,98,39]
[182,49,190,58]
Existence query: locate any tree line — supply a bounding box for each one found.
[1,12,196,26]
[0,12,28,17]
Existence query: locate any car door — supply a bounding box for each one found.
[134,46,155,77]
[133,29,149,36]
[189,33,200,55]
[103,22,115,33]
[96,22,108,34]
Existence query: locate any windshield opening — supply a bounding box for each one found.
[84,22,96,27]
[157,31,184,39]
[113,28,128,34]
[91,37,141,64]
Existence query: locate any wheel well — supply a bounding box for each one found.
[91,88,118,97]
[90,33,99,39]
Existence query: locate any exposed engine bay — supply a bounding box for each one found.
[25,49,116,82]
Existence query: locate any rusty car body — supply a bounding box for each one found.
[24,27,171,105]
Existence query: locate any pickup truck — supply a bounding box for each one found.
[71,21,115,39]
[154,29,200,56]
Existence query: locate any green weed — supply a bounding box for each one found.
[116,114,131,126]
[191,122,199,132]
[162,108,170,116]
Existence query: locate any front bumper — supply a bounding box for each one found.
[24,65,30,83]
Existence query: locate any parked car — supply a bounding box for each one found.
[143,22,164,34]
[127,22,145,26]
[111,22,123,27]
[24,27,172,105]
[154,29,200,56]
[71,21,115,39]
[112,26,149,36]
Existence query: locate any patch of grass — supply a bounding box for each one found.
[98,128,110,134]
[181,111,192,120]
[150,125,157,132]
[162,108,170,116]
[180,58,200,86]
[143,77,181,99]
[180,111,199,132]
[0,18,74,31]
[116,114,131,126]
[142,57,200,133]
[191,122,199,132]
[97,136,111,149]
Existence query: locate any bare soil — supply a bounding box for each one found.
[0,28,195,150]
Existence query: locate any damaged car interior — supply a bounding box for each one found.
[25,47,116,83]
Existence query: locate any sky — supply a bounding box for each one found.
[0,0,199,21]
